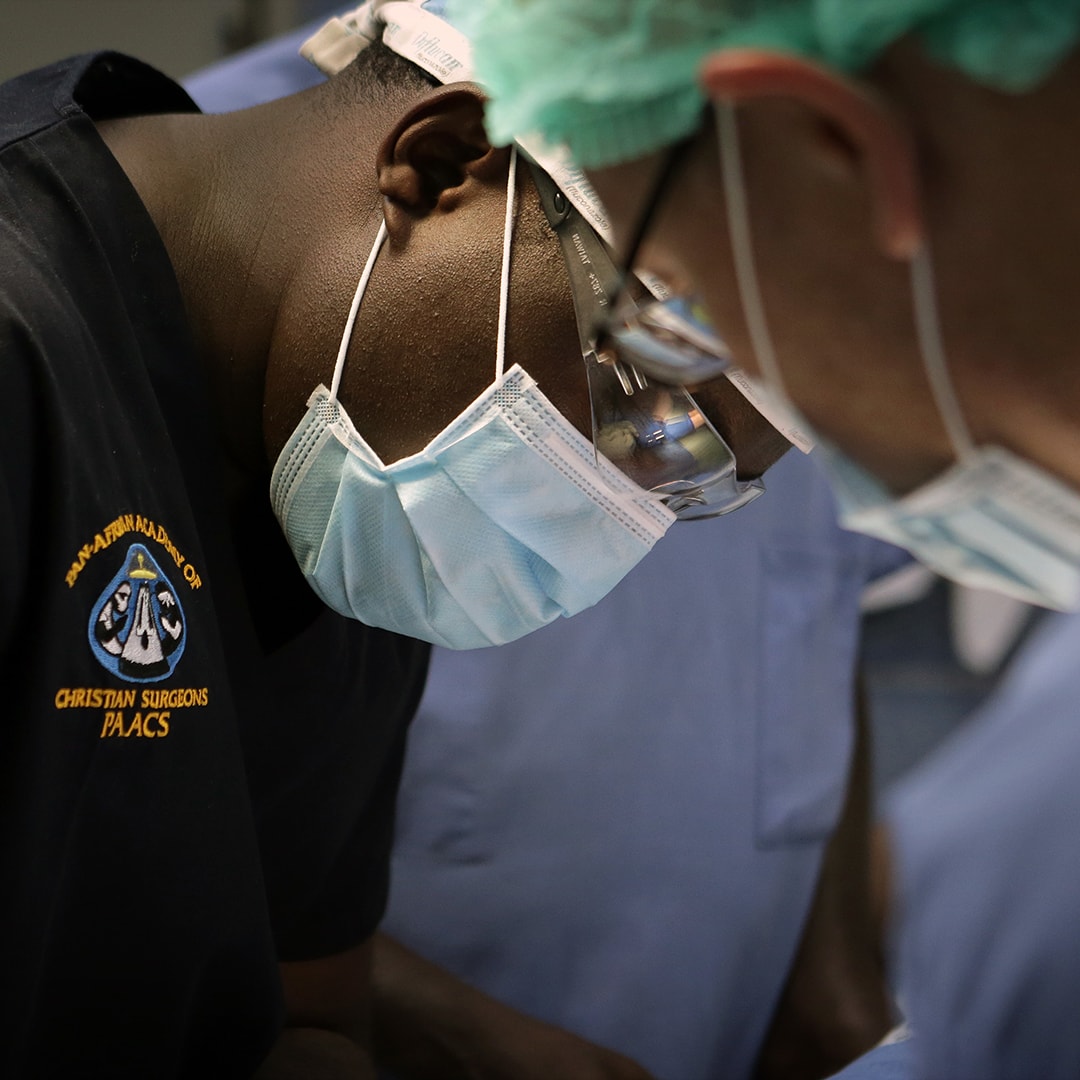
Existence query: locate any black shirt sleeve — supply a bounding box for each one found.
[245,609,429,960]
[230,490,430,960]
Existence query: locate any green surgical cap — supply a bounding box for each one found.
[447,0,1080,167]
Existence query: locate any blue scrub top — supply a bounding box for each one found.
[385,450,891,1080]
[831,610,1080,1079]
[883,608,1080,1079]
[828,1038,917,1079]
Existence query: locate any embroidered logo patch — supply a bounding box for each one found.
[89,543,186,682]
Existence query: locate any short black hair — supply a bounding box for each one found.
[336,38,441,107]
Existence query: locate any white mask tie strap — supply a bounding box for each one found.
[910,243,977,461]
[495,145,518,382]
[717,102,791,407]
[330,146,515,400]
[330,219,388,402]
[720,100,976,468]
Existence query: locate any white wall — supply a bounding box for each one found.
[0,0,306,83]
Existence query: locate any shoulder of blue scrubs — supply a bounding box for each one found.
[887,609,1080,1078]
[182,19,327,112]
[826,1037,917,1080]
[383,448,886,1080]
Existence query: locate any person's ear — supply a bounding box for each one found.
[376,83,507,239]
[699,49,924,259]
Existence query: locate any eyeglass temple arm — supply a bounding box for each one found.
[526,162,624,358]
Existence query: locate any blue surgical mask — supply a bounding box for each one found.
[716,101,1080,612]
[271,153,674,648]
[817,439,1080,610]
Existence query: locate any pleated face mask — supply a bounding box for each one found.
[270,152,674,649]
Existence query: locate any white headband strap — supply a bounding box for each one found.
[300,0,614,244]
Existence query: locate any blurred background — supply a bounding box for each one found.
[0,0,336,83]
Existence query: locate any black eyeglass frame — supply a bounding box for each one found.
[593,136,735,387]
[527,159,764,520]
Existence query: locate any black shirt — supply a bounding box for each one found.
[0,52,428,1078]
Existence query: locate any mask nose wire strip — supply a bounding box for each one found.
[495,145,519,383]
[910,243,977,461]
[330,219,389,402]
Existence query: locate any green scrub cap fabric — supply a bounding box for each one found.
[447,0,1080,167]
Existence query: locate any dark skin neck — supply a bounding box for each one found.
[94,84,408,503]
[97,110,278,485]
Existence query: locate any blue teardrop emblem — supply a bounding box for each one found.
[88,543,186,682]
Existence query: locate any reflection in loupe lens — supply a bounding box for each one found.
[587,348,735,512]
[609,295,733,385]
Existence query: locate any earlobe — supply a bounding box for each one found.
[699,50,924,259]
[376,84,500,229]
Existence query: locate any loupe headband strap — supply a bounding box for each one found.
[527,162,622,358]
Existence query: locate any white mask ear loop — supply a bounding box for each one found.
[717,102,792,409]
[495,145,518,382]
[329,147,515,399]
[330,219,388,402]
[718,101,976,466]
[909,244,977,462]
